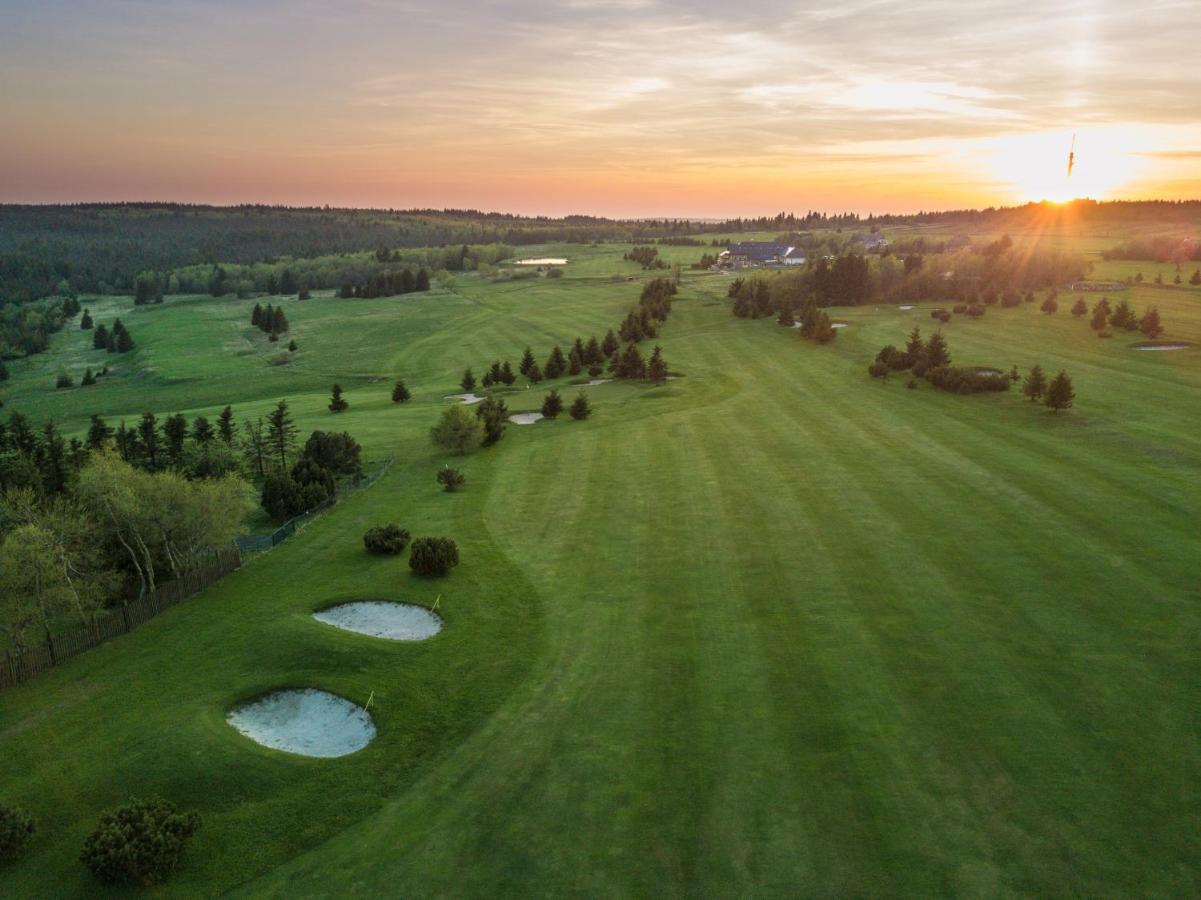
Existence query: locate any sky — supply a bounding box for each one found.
[1,0,1199,217]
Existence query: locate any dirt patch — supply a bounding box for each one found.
[313,601,442,641]
[227,689,375,758]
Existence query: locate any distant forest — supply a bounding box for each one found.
[3,199,1200,308]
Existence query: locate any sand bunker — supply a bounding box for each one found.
[445,393,485,404]
[584,378,609,386]
[831,322,849,329]
[513,257,567,265]
[227,689,375,758]
[313,601,442,641]
[899,305,915,310]
[1136,344,1190,351]
[509,412,544,425]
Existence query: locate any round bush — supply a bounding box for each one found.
[80,798,200,885]
[409,537,460,576]
[436,467,466,492]
[363,524,410,555]
[0,803,35,862]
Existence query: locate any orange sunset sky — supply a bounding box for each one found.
[2,0,1199,216]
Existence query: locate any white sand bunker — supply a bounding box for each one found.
[445,393,485,404]
[513,257,567,265]
[314,601,442,641]
[899,305,915,310]
[584,378,609,386]
[1136,344,1189,351]
[509,412,544,425]
[227,689,375,758]
[832,322,849,329]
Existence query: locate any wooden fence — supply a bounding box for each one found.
[0,547,242,692]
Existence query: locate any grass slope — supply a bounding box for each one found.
[1,244,1199,896]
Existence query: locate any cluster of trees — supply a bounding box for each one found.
[1102,236,1201,263]
[1,796,201,886]
[250,302,289,335]
[256,423,363,523]
[623,246,666,269]
[338,267,429,298]
[1019,365,1076,412]
[734,279,837,343]
[90,317,135,354]
[0,295,80,362]
[1076,296,1165,338]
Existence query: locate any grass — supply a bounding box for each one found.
[0,239,1199,896]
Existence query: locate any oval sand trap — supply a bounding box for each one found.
[509,412,544,425]
[832,322,849,329]
[227,689,375,758]
[584,378,609,386]
[1135,344,1189,351]
[314,601,442,641]
[445,392,485,404]
[899,305,915,310]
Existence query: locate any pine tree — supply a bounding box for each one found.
[601,329,619,357]
[617,343,646,379]
[488,361,503,384]
[81,367,96,386]
[55,370,73,389]
[1021,365,1047,401]
[192,415,214,447]
[569,391,591,420]
[288,339,297,352]
[475,394,509,446]
[647,345,668,383]
[519,347,536,376]
[217,406,237,445]
[1044,371,1074,413]
[905,327,924,360]
[545,346,567,379]
[572,337,585,362]
[86,414,113,450]
[138,412,160,469]
[1040,297,1058,314]
[1071,297,1087,317]
[116,327,134,353]
[266,400,298,469]
[1190,269,1201,286]
[272,307,288,333]
[500,361,516,385]
[461,368,476,392]
[80,309,93,330]
[925,332,950,367]
[415,269,431,291]
[812,311,836,343]
[1139,307,1164,339]
[776,300,795,327]
[541,389,564,419]
[0,360,7,381]
[1090,300,1110,332]
[527,362,543,384]
[392,379,412,403]
[93,323,109,350]
[251,303,263,327]
[584,336,603,365]
[162,413,188,467]
[568,346,583,375]
[329,384,349,412]
[39,422,69,494]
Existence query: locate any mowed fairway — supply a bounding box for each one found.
[1,247,1199,896]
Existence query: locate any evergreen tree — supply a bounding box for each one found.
[288,339,297,352]
[162,413,188,467]
[217,406,237,445]
[1190,269,1201,286]
[392,379,412,403]
[925,332,950,367]
[329,384,349,413]
[81,367,96,386]
[86,414,113,450]
[1071,297,1087,317]
[616,343,646,379]
[280,269,298,294]
[519,347,536,376]
[272,307,288,333]
[192,415,214,447]
[251,303,263,327]
[569,391,591,420]
[116,327,134,353]
[38,422,69,494]
[601,329,619,357]
[647,345,668,383]
[266,400,298,469]
[488,361,503,384]
[500,361,516,384]
[1110,299,1138,331]
[545,346,567,379]
[1044,371,1074,413]
[1022,365,1047,401]
[776,300,795,327]
[415,269,431,291]
[430,404,483,454]
[1139,307,1164,338]
[584,335,603,365]
[541,389,564,419]
[1040,297,1058,314]
[568,346,583,376]
[137,412,160,469]
[460,368,476,392]
[1090,300,1110,331]
[812,311,837,344]
[0,360,7,381]
[80,309,93,330]
[55,370,73,389]
[93,323,109,350]
[527,362,543,384]
[905,327,924,360]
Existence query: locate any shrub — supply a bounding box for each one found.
[0,804,35,862]
[80,798,200,886]
[409,537,459,576]
[430,404,483,454]
[363,524,410,555]
[925,365,1011,394]
[55,371,74,389]
[437,467,466,492]
[952,303,967,314]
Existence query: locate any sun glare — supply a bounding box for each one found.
[981,129,1146,204]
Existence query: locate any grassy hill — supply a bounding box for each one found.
[0,239,1198,896]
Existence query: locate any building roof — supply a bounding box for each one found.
[727,241,792,262]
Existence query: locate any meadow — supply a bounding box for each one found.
[0,237,1198,896]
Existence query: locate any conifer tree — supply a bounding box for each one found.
[527,362,543,384]
[647,345,668,383]
[80,309,93,330]
[288,339,297,352]
[138,412,160,469]
[81,367,96,386]
[217,406,237,445]
[1071,297,1087,317]
[55,370,74,389]
[1190,269,1201,286]
[519,347,536,376]
[924,332,950,367]
[1040,297,1058,314]
[461,368,476,392]
[415,269,431,291]
[1090,300,1110,331]
[272,307,288,333]
[252,303,263,327]
[392,379,412,403]
[266,400,298,468]
[541,389,564,419]
[488,361,503,384]
[1022,365,1047,401]
[812,311,837,344]
[1139,307,1163,339]
[545,346,567,379]
[116,327,134,353]
[1044,371,1074,413]
[93,323,109,350]
[475,394,509,446]
[86,414,113,450]
[162,413,188,467]
[776,300,795,327]
[568,346,583,375]
[617,343,646,379]
[481,370,494,388]
[500,361,516,385]
[601,329,619,357]
[192,415,214,447]
[569,391,591,420]
[329,384,349,413]
[905,327,924,360]
[572,337,585,362]
[584,335,603,365]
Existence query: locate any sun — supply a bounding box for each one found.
[981,128,1146,203]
